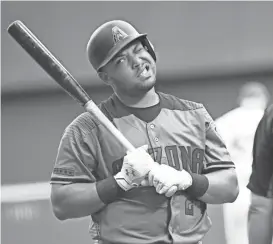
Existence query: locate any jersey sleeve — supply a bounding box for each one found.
[50,122,98,185]
[201,106,235,173]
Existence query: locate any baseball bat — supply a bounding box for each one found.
[7,20,135,152]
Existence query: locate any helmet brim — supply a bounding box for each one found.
[97,33,147,71]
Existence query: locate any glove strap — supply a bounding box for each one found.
[114,172,140,191]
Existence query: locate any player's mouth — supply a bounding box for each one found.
[137,63,151,79]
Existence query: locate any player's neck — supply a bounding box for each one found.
[116,88,159,108]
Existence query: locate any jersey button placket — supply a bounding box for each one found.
[149,123,159,143]
[146,123,157,149]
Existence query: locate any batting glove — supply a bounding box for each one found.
[114,145,158,191]
[140,178,179,198]
[148,164,193,196]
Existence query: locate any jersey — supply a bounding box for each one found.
[50,92,234,244]
[247,104,273,198]
[215,106,265,187]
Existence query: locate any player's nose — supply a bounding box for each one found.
[132,57,142,69]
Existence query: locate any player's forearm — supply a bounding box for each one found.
[197,168,239,204]
[50,182,106,220]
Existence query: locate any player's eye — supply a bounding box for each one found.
[116,57,126,65]
[135,47,143,53]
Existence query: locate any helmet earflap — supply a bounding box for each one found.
[141,38,156,62]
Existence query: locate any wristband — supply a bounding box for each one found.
[96,176,124,204]
[185,173,209,198]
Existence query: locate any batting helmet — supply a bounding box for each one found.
[86,20,156,71]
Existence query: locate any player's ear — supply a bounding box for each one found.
[98,71,111,85]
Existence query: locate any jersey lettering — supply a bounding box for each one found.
[111,145,205,217]
[112,145,204,174]
[148,147,162,163]
[112,158,123,174]
[179,146,192,171]
[185,199,206,216]
[192,148,204,174]
[185,199,194,216]
[165,145,181,170]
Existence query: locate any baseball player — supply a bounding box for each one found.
[247,104,273,244]
[50,20,239,244]
[215,82,270,244]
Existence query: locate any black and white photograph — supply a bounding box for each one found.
[1,1,273,244]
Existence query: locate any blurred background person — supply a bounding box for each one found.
[215,81,271,244]
[247,104,273,244]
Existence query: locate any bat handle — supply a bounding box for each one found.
[84,101,136,152]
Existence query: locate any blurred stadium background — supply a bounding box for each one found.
[1,2,273,244]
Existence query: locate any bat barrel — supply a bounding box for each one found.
[7,20,90,106]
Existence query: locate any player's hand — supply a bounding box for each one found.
[140,178,179,197]
[114,145,158,191]
[147,164,193,196]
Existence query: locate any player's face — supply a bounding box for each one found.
[100,40,157,96]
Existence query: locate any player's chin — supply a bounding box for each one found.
[138,77,156,91]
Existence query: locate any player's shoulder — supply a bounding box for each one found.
[65,94,120,134]
[158,92,204,111]
[63,112,97,139]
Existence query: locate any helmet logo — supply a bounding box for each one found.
[112,26,128,45]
